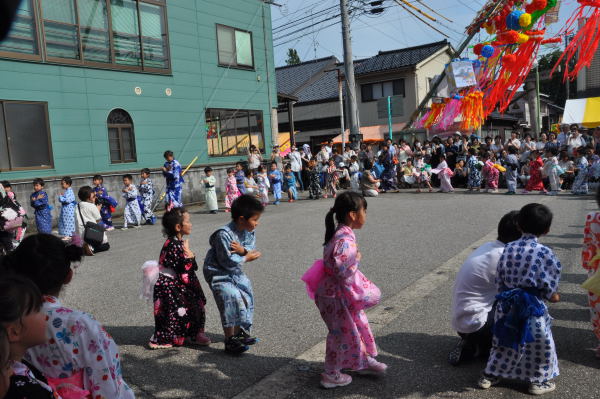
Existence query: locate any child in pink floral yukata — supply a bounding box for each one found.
[314,191,386,388]
[1,234,135,399]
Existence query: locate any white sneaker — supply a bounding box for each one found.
[478,374,501,389]
[529,381,556,395]
[320,372,352,389]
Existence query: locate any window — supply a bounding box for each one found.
[107,109,137,163]
[361,79,405,102]
[0,0,170,73]
[216,24,254,69]
[206,109,264,157]
[0,101,53,171]
[0,0,40,59]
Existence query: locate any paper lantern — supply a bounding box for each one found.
[506,10,525,31]
[517,33,530,44]
[473,43,484,56]
[481,45,495,58]
[519,12,532,27]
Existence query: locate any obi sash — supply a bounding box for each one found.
[47,370,91,399]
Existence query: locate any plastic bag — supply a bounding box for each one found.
[140,260,160,302]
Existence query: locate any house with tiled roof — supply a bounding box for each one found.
[276,40,453,148]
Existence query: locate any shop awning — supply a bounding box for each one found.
[563,97,600,128]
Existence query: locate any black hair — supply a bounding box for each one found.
[204,166,213,173]
[257,165,265,172]
[497,210,521,244]
[468,148,476,155]
[123,174,133,181]
[0,274,42,325]
[33,178,44,187]
[324,192,367,245]
[270,161,277,167]
[78,185,94,201]
[570,124,579,130]
[0,234,83,295]
[548,147,558,156]
[236,162,243,167]
[92,175,103,182]
[245,169,253,177]
[163,150,174,158]
[1,180,11,189]
[141,168,151,175]
[61,176,72,185]
[518,203,552,236]
[508,146,517,155]
[162,207,188,237]
[284,164,292,171]
[482,151,491,160]
[231,194,264,221]
[226,167,235,174]
[363,159,373,170]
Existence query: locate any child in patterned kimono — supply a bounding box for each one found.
[268,162,283,205]
[255,165,270,206]
[225,168,240,213]
[93,175,118,231]
[582,188,600,357]
[543,149,561,196]
[150,207,210,349]
[283,164,297,202]
[235,162,246,195]
[139,168,156,225]
[481,152,499,193]
[504,146,519,195]
[121,174,142,229]
[2,234,134,399]
[162,150,185,208]
[202,167,219,214]
[0,275,62,399]
[479,203,561,396]
[308,159,322,200]
[314,192,385,388]
[57,176,76,240]
[467,149,482,192]
[203,195,264,354]
[524,151,546,194]
[572,147,590,195]
[434,154,454,193]
[324,159,339,199]
[30,178,52,234]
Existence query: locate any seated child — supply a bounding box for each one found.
[478,203,561,396]
[1,275,61,399]
[203,195,263,354]
[449,210,521,366]
[1,234,134,398]
[149,207,210,349]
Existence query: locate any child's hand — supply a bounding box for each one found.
[230,241,246,255]
[245,250,261,262]
[183,239,195,258]
[549,292,560,303]
[356,252,362,263]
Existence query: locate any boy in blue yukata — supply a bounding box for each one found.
[121,174,142,229]
[139,168,156,225]
[203,195,263,354]
[57,176,77,240]
[268,161,283,205]
[30,178,52,234]
[92,175,117,231]
[283,164,297,202]
[162,150,184,209]
[478,203,562,396]
[235,162,247,195]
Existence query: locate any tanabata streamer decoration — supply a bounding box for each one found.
[459,91,484,130]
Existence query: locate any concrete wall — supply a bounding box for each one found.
[0,0,277,182]
[356,71,414,127]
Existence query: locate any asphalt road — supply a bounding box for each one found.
[60,189,595,399]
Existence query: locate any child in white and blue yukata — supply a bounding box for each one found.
[57,176,76,240]
[235,162,246,195]
[92,175,118,231]
[283,164,297,202]
[139,168,156,225]
[162,150,184,208]
[268,161,283,205]
[121,174,142,229]
[504,146,519,195]
[478,203,562,396]
[203,195,264,354]
[30,178,52,234]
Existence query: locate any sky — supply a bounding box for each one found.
[270,0,580,67]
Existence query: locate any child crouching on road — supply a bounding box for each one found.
[203,195,263,354]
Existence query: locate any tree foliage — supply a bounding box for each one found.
[537,49,576,108]
[285,48,301,65]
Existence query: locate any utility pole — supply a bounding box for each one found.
[535,61,541,136]
[337,70,346,152]
[339,0,360,147]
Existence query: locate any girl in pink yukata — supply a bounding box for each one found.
[481,151,500,193]
[434,154,454,193]
[225,168,240,213]
[315,192,386,389]
[1,234,135,399]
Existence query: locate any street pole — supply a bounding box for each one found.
[387,96,393,140]
[536,61,541,136]
[337,70,346,152]
[340,0,360,145]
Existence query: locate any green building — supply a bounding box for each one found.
[0,0,277,185]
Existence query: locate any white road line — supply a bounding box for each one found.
[232,228,499,399]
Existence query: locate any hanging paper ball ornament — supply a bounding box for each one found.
[506,10,525,31]
[499,30,520,44]
[502,54,517,67]
[473,43,484,56]
[484,22,496,34]
[481,45,495,58]
[519,13,532,27]
[517,33,530,44]
[531,0,548,11]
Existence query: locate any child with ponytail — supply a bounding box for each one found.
[307,192,386,388]
[1,234,135,399]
